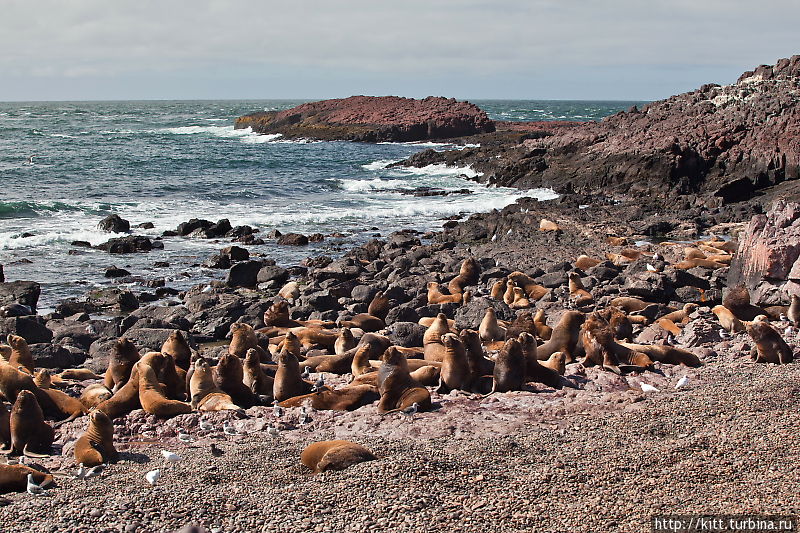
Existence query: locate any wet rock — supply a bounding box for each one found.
[203,254,230,269]
[105,266,131,278]
[87,288,140,312]
[29,343,80,369]
[48,319,119,349]
[98,214,130,233]
[0,316,53,344]
[0,281,40,311]
[277,233,309,246]
[386,322,427,348]
[97,235,153,254]
[257,265,289,285]
[176,218,213,236]
[226,260,264,288]
[221,245,249,261]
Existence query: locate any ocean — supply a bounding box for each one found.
[0,99,643,310]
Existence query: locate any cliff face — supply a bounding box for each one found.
[235,95,495,142]
[401,55,800,203]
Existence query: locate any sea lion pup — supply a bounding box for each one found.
[539,218,560,231]
[574,255,601,270]
[510,287,531,309]
[507,271,549,301]
[278,281,300,303]
[712,305,745,333]
[448,257,480,295]
[427,282,463,305]
[0,402,10,450]
[189,358,241,411]
[661,303,699,324]
[723,285,764,322]
[367,291,390,320]
[103,337,140,393]
[0,463,54,493]
[609,297,656,314]
[243,348,274,398]
[484,338,526,395]
[436,333,471,393]
[479,307,506,342]
[503,279,516,306]
[6,335,34,374]
[606,235,629,246]
[32,370,87,424]
[263,300,300,329]
[338,314,385,333]
[300,440,376,473]
[746,321,793,364]
[161,330,192,370]
[273,348,315,402]
[790,295,800,327]
[58,368,102,382]
[6,390,54,457]
[518,333,563,389]
[289,326,340,349]
[530,309,551,340]
[279,384,379,411]
[213,353,256,408]
[598,306,633,341]
[536,311,585,362]
[74,409,118,467]
[80,383,113,410]
[490,278,507,300]
[540,351,566,375]
[377,347,431,414]
[228,322,259,357]
[567,272,593,306]
[618,342,701,367]
[334,328,357,355]
[138,361,192,418]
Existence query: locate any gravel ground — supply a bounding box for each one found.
[2,341,799,533]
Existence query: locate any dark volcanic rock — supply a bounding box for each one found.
[226,260,264,288]
[97,235,153,254]
[0,281,40,310]
[386,322,427,348]
[98,214,131,233]
[277,233,309,246]
[87,288,139,312]
[0,316,53,344]
[29,343,79,369]
[454,297,515,330]
[235,95,495,142]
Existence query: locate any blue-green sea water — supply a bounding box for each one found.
[0,99,643,308]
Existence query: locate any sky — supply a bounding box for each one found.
[2,0,798,102]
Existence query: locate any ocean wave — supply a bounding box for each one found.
[0,201,83,219]
[361,159,400,171]
[384,163,483,179]
[0,227,125,251]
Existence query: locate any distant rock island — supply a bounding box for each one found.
[235,95,495,142]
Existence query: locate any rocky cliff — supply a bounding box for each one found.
[235,95,495,142]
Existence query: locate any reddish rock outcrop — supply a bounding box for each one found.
[729,199,800,305]
[235,96,495,142]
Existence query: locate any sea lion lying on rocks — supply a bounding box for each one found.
[377,347,431,414]
[300,440,376,473]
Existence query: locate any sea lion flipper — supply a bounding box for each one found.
[23,444,51,458]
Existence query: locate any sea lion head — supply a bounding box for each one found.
[13,389,41,416]
[7,334,25,350]
[114,337,138,357]
[746,320,771,341]
[33,369,51,388]
[441,333,459,347]
[88,408,113,432]
[381,346,403,365]
[244,348,260,366]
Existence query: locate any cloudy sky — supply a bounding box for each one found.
[2,0,798,101]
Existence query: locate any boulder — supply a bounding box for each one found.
[0,316,53,344]
[221,245,249,261]
[29,343,80,369]
[226,260,264,288]
[97,235,153,254]
[0,281,40,311]
[454,297,515,330]
[386,322,427,348]
[87,288,139,312]
[97,214,130,233]
[257,265,289,285]
[123,328,177,352]
[277,233,309,246]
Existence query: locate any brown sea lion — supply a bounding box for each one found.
[280,331,303,359]
[278,281,300,302]
[33,371,87,424]
[103,337,140,393]
[301,349,356,374]
[519,333,562,389]
[437,333,470,392]
[279,384,379,411]
[409,365,440,386]
[598,306,633,341]
[213,353,256,408]
[490,279,506,300]
[351,344,375,377]
[618,342,702,367]
[418,316,455,329]
[58,368,102,382]
[507,271,549,301]
[539,218,560,231]
[289,327,339,349]
[80,383,113,410]
[661,303,698,324]
[580,313,623,374]
[533,309,553,341]
[674,258,727,270]
[7,390,54,457]
[540,351,566,375]
[746,321,793,364]
[712,305,745,333]
[574,255,601,270]
[510,287,531,309]
[300,440,376,473]
[189,358,241,411]
[74,409,118,467]
[423,313,452,346]
[460,329,494,382]
[0,463,54,493]
[138,363,192,418]
[273,348,314,402]
[448,257,480,295]
[334,328,357,355]
[95,362,141,419]
[487,338,526,394]
[567,272,593,306]
[503,279,516,305]
[0,402,10,450]
[161,330,192,370]
[228,322,259,357]
[537,311,585,361]
[478,307,506,342]
[6,335,34,374]
[427,282,463,305]
[263,300,300,328]
[0,344,10,363]
[609,297,652,314]
[723,285,764,322]
[504,311,537,339]
[377,347,431,414]
[367,291,390,320]
[789,294,800,327]
[338,314,384,332]
[243,348,274,398]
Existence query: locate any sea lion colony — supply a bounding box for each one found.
[0,232,797,493]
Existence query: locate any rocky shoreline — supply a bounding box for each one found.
[1,57,800,533]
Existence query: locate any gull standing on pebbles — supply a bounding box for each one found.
[223,422,238,436]
[84,465,104,478]
[27,474,46,495]
[640,383,660,393]
[145,469,161,485]
[178,431,194,444]
[199,417,213,431]
[719,329,731,340]
[273,402,283,418]
[210,443,224,457]
[161,450,181,463]
[675,376,690,390]
[400,402,419,419]
[74,463,87,480]
[267,425,280,438]
[298,411,310,426]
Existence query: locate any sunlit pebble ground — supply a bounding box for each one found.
[2,333,799,532]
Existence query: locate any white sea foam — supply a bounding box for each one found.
[361,159,399,171]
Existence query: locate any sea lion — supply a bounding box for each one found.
[377,347,431,414]
[606,236,629,246]
[540,351,566,375]
[301,349,356,374]
[351,344,375,377]
[280,331,303,359]
[279,384,379,411]
[746,321,793,364]
[507,271,549,301]
[448,257,480,295]
[334,328,357,355]
[427,282,463,305]
[790,294,800,327]
[618,342,701,367]
[367,291,390,320]
[273,348,314,402]
[33,371,87,423]
[580,313,623,374]
[263,300,299,328]
[598,306,633,341]
[138,363,192,418]
[723,285,764,322]
[478,307,506,342]
[213,353,256,408]
[567,272,593,306]
[278,281,300,302]
[423,313,453,362]
[437,333,471,392]
[609,297,653,314]
[7,390,54,457]
[289,327,339,349]
[503,279,516,305]
[7,335,34,374]
[661,303,698,324]
[574,255,601,270]
[338,314,384,332]
[539,218,560,231]
[58,368,103,382]
[537,311,585,361]
[533,309,553,341]
[74,409,118,467]
[490,279,506,300]
[487,338,526,394]
[0,402,10,450]
[32,369,51,389]
[409,365,440,387]
[300,440,376,473]
[460,329,494,380]
[518,332,562,389]
[80,383,113,409]
[95,362,142,419]
[189,358,241,411]
[0,344,9,363]
[161,330,192,370]
[510,287,531,309]
[712,305,745,333]
[0,463,54,493]
[228,322,259,357]
[103,337,140,393]
[418,316,455,329]
[0,362,63,420]
[243,348,274,398]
